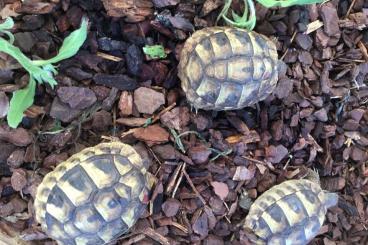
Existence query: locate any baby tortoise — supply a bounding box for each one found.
[242,171,338,245]
[178,26,285,111]
[34,142,155,245]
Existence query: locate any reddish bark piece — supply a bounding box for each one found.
[233,166,255,181]
[188,145,211,164]
[160,107,190,131]
[101,0,153,22]
[119,91,133,116]
[210,181,229,201]
[11,169,27,192]
[265,145,289,164]
[0,125,33,146]
[134,87,165,114]
[57,87,97,110]
[133,124,169,146]
[192,212,208,237]
[162,198,181,217]
[7,149,25,168]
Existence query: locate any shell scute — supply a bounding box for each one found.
[244,179,337,244]
[34,142,154,245]
[179,27,280,111]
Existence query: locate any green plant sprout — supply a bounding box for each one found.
[0,17,88,128]
[143,44,167,59]
[218,0,324,31]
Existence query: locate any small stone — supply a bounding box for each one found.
[265,145,289,163]
[11,169,27,192]
[160,107,190,131]
[0,91,9,118]
[57,87,97,110]
[295,33,313,50]
[91,110,112,131]
[133,124,169,146]
[50,98,81,123]
[0,125,33,146]
[162,198,181,217]
[93,74,138,90]
[188,145,211,164]
[118,91,133,116]
[7,149,25,168]
[313,108,328,122]
[134,87,165,114]
[14,32,36,52]
[64,67,93,81]
[320,4,340,36]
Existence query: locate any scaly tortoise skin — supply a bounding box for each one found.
[34,142,155,245]
[178,26,283,111]
[243,178,338,245]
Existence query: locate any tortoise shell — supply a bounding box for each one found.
[178,26,281,111]
[244,179,338,245]
[34,142,155,245]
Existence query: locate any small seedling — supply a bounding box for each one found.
[143,44,167,59]
[0,17,88,128]
[218,0,324,31]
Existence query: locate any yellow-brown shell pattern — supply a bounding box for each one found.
[178,27,279,110]
[34,142,155,245]
[244,179,338,245]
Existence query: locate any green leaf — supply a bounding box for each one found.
[0,17,14,31]
[255,0,324,8]
[217,0,256,31]
[7,77,36,128]
[0,17,15,44]
[143,45,167,59]
[33,17,89,65]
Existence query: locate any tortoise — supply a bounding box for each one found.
[178,26,285,111]
[242,171,339,245]
[34,142,155,245]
